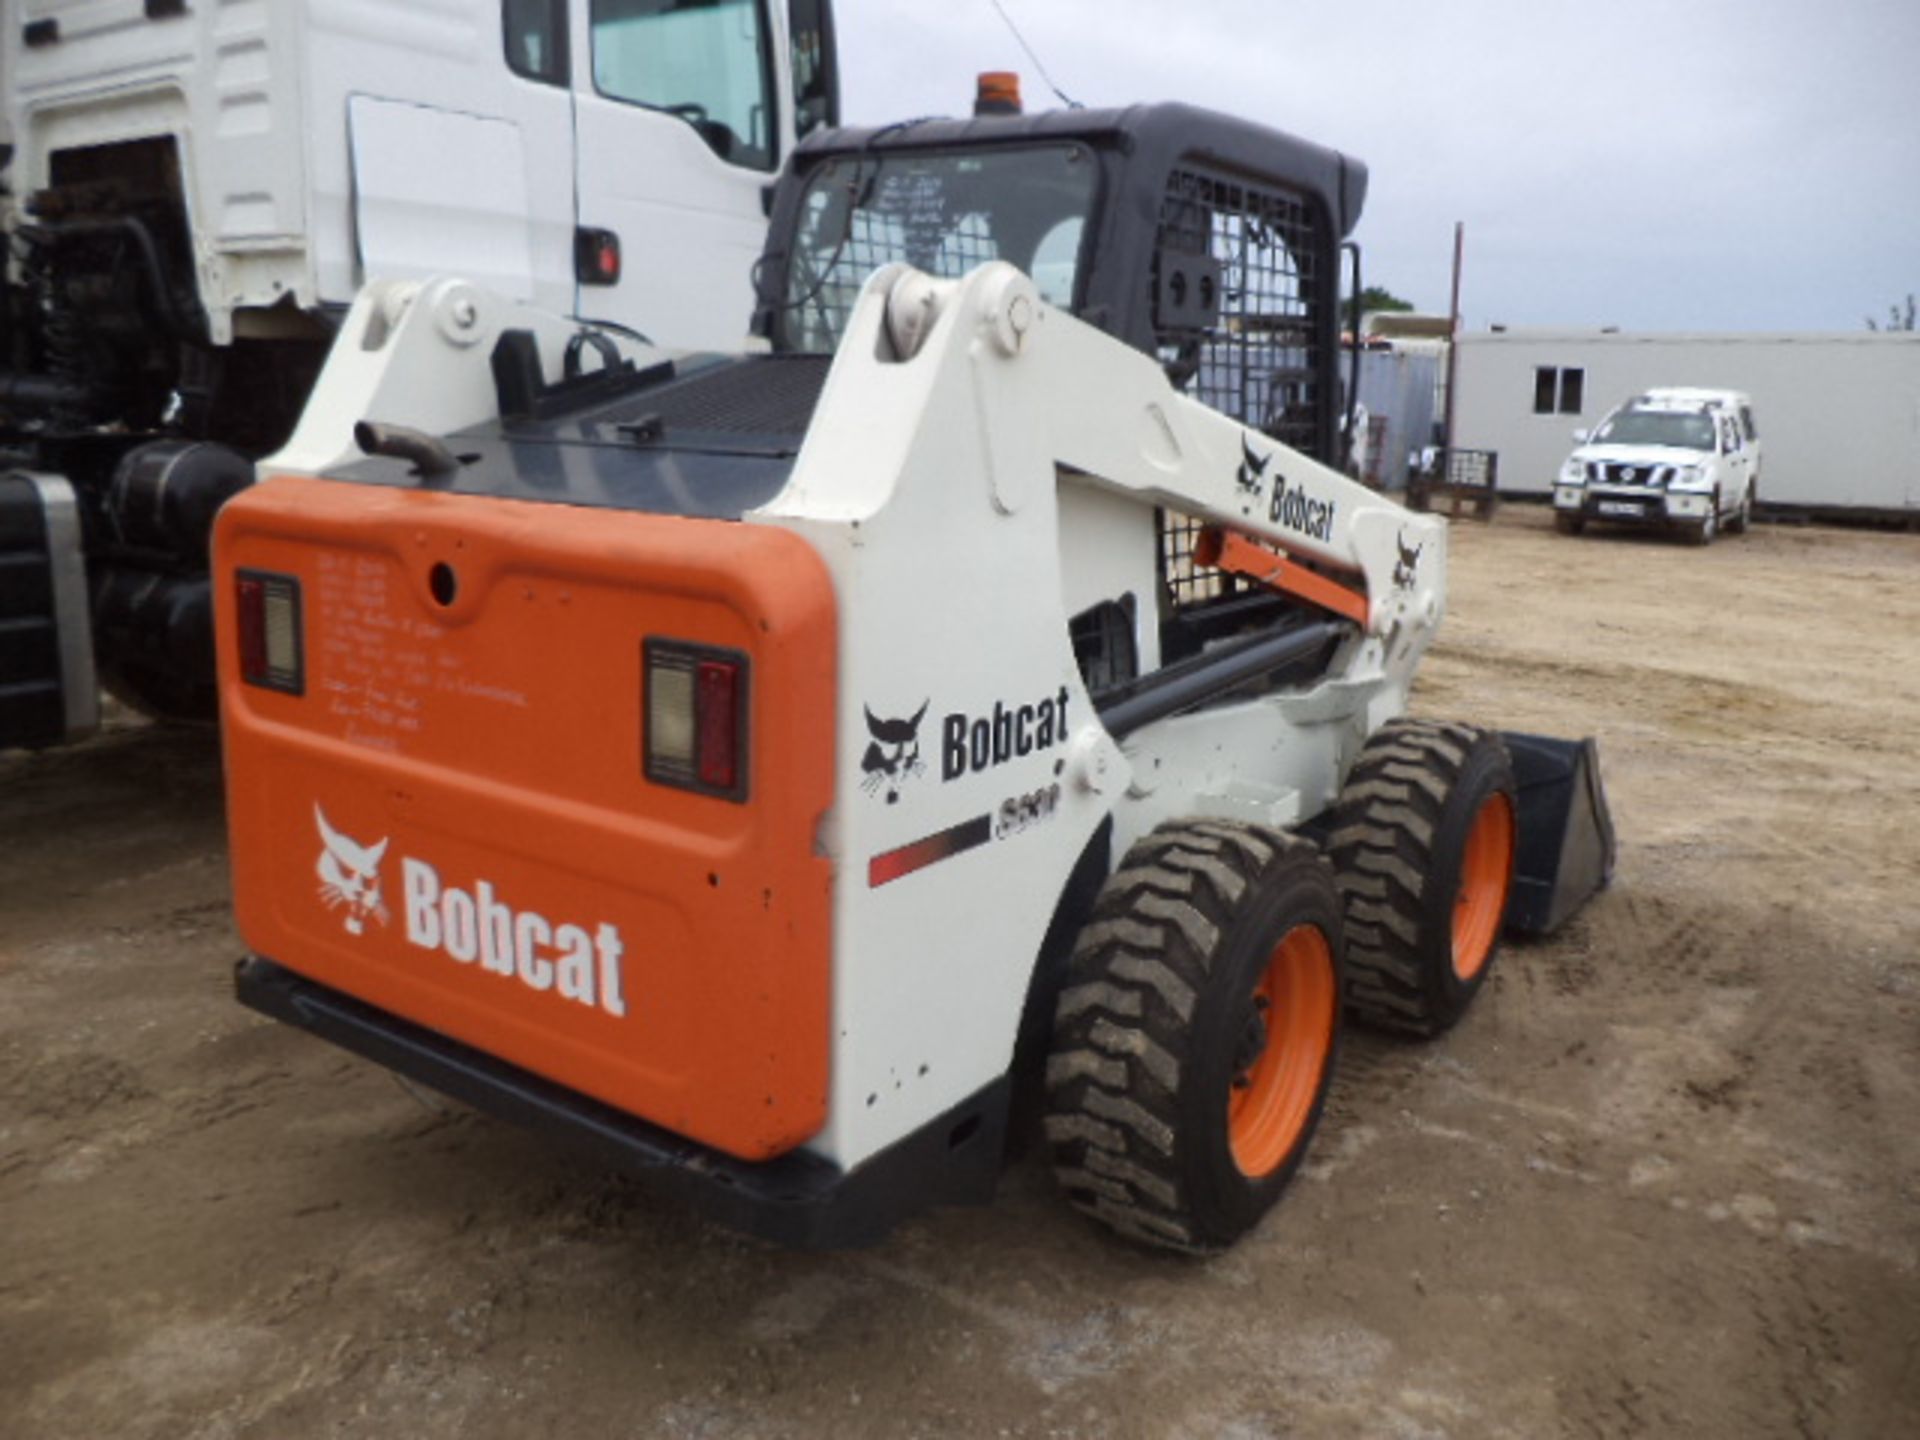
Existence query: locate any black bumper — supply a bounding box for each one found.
[236,957,1009,1249]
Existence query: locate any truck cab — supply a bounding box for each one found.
[0,0,838,747]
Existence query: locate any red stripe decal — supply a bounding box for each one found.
[868,815,993,888]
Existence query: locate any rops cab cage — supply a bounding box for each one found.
[753,103,1366,464]
[749,104,1367,661]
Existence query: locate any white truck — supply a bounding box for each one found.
[1551,387,1761,544]
[0,0,839,747]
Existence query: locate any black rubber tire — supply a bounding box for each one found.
[99,661,218,725]
[1326,719,1517,1037]
[1044,821,1344,1254]
[1554,512,1585,536]
[1726,481,1753,535]
[1686,495,1719,547]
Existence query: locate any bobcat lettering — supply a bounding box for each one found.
[1268,469,1336,542]
[402,859,627,1017]
[943,687,1070,780]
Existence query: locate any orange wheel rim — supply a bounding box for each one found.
[1451,791,1516,981]
[1227,923,1337,1178]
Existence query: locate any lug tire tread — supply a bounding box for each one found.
[1327,719,1514,1036]
[1044,820,1336,1253]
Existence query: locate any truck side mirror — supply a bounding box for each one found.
[1570,428,1590,444]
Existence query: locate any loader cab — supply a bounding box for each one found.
[754,103,1365,468]
[752,104,1367,668]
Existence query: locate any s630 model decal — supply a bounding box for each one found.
[868,782,1067,889]
[995,782,1062,839]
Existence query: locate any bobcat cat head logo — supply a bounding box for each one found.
[314,804,390,935]
[1236,434,1271,495]
[1394,531,1423,589]
[861,701,928,804]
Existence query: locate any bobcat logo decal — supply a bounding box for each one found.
[862,701,928,804]
[1236,434,1271,495]
[315,804,390,935]
[1393,531,1423,590]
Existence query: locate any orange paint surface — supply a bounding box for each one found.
[215,476,837,1161]
[1194,526,1371,628]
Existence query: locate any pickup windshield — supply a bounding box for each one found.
[1594,410,1717,450]
[775,143,1098,353]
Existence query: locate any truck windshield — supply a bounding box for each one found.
[1594,410,1717,450]
[775,143,1097,353]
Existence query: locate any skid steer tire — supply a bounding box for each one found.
[1044,821,1343,1254]
[1327,720,1517,1037]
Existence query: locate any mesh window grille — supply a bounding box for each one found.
[1153,163,1329,615]
[785,182,1004,352]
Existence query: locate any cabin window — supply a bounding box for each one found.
[504,0,569,85]
[1533,365,1584,415]
[592,0,778,172]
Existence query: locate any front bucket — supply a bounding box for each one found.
[1500,732,1617,936]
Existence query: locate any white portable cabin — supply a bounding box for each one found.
[1452,330,1920,518]
[1,0,836,351]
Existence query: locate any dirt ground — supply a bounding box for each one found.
[4,507,1918,1439]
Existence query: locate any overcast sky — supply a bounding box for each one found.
[833,0,1920,333]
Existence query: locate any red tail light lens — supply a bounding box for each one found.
[644,641,748,801]
[695,660,740,791]
[235,570,304,695]
[575,226,622,286]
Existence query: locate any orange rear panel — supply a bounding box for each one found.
[215,476,836,1161]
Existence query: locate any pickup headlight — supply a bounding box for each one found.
[1671,465,1705,488]
[1558,457,1586,484]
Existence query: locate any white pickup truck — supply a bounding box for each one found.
[1552,387,1761,545]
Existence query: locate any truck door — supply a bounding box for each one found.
[1718,413,1748,515]
[571,0,797,351]
[346,3,578,316]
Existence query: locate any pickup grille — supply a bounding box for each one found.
[1588,462,1674,488]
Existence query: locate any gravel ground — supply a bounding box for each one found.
[3,506,1917,1438]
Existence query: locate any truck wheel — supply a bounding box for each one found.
[1044,821,1343,1253]
[1327,720,1517,1036]
[1554,512,1585,536]
[1687,497,1718,546]
[1727,482,1753,535]
[99,662,218,725]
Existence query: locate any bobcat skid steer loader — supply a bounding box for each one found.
[216,102,1613,1252]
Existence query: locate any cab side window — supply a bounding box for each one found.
[504,0,569,85]
[591,0,778,172]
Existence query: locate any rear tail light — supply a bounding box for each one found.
[575,226,622,286]
[235,570,304,695]
[645,641,748,801]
